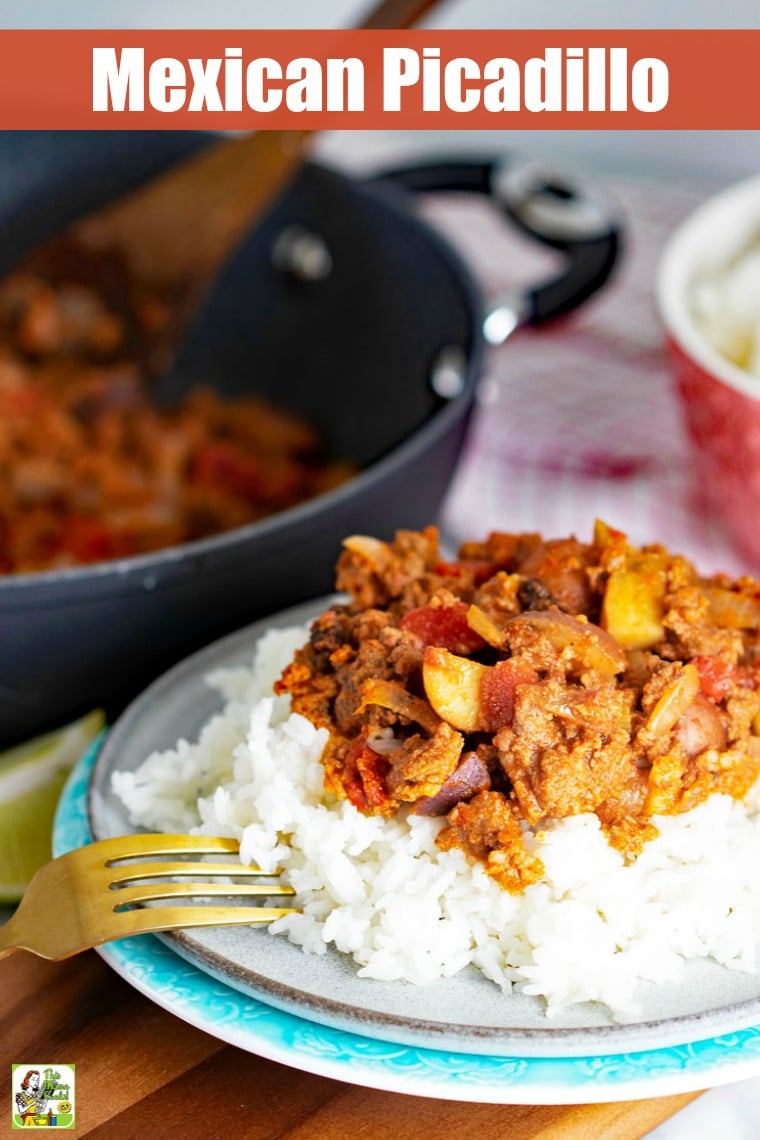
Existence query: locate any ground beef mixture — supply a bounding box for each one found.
[0,240,351,572]
[276,523,760,893]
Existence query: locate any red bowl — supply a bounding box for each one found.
[658,175,760,568]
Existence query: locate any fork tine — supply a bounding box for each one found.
[100,834,240,862]
[0,834,300,962]
[112,881,295,907]
[95,904,298,947]
[107,861,281,883]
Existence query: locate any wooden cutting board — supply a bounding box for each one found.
[0,951,701,1139]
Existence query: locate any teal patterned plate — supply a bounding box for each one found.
[53,740,760,1104]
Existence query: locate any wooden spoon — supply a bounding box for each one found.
[72,0,444,368]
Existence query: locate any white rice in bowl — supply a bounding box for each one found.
[112,626,760,1022]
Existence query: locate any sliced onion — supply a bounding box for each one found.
[466,603,506,648]
[676,694,727,757]
[647,663,700,736]
[342,534,393,572]
[357,678,440,735]
[413,751,491,816]
[506,610,627,676]
[704,585,760,630]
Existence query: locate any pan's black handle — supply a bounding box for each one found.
[371,156,621,343]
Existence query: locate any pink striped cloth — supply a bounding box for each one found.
[428,177,748,579]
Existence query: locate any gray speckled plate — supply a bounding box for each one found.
[88,599,760,1059]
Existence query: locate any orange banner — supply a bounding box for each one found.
[0,29,753,129]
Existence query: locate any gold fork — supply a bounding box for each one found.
[0,834,297,961]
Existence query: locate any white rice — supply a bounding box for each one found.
[112,627,760,1021]
[691,234,760,375]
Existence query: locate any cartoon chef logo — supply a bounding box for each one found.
[11,1065,75,1129]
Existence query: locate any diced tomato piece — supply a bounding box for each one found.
[342,738,392,812]
[60,516,131,564]
[480,658,538,731]
[0,380,47,418]
[693,655,738,703]
[400,601,486,655]
[192,442,263,499]
[434,559,495,586]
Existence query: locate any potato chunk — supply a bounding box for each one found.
[422,647,536,732]
[422,647,489,732]
[601,568,665,650]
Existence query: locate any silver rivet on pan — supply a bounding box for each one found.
[482,288,527,346]
[271,225,333,282]
[430,346,467,399]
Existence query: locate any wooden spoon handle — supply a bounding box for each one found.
[75,129,312,288]
[76,0,445,292]
[359,0,442,28]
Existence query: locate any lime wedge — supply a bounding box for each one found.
[0,709,105,902]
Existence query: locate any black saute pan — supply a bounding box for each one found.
[0,131,620,744]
